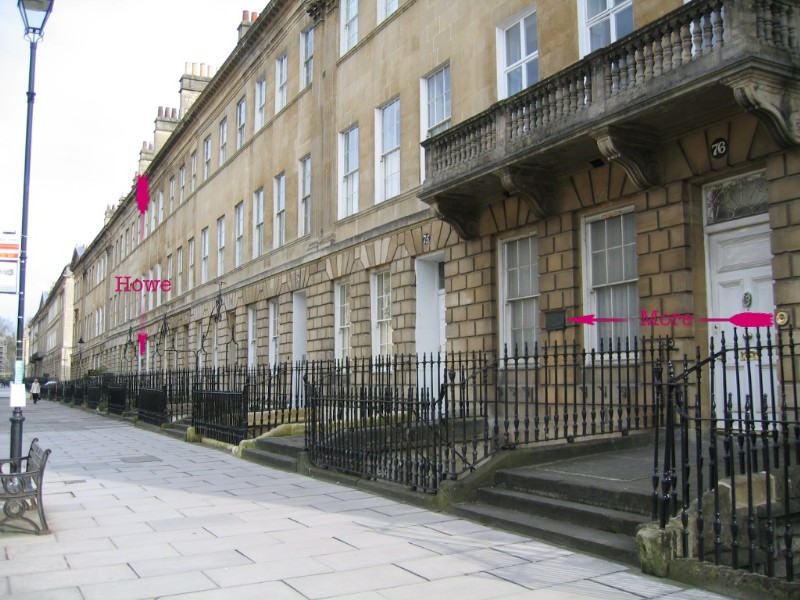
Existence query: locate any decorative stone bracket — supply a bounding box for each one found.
[591,125,662,189]
[726,70,800,148]
[305,0,338,21]
[430,194,481,240]
[493,166,554,220]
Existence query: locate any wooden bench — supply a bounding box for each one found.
[0,438,51,534]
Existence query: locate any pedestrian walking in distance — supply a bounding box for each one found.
[31,378,41,404]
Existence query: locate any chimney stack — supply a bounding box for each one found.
[139,141,155,175]
[238,8,259,41]
[179,62,216,118]
[154,105,179,152]
[103,204,116,226]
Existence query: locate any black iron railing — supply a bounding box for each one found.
[655,326,800,582]
[305,337,672,493]
[192,387,250,445]
[102,365,307,439]
[138,387,168,426]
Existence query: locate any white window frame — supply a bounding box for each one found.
[371,270,392,357]
[582,208,638,347]
[376,98,400,202]
[200,228,209,284]
[275,54,288,112]
[148,268,154,311]
[422,63,451,140]
[497,5,540,100]
[255,78,266,130]
[235,201,244,267]
[169,177,175,213]
[577,0,634,58]
[334,281,351,360]
[188,238,195,289]
[339,125,359,219]
[190,152,197,192]
[236,97,246,149]
[341,0,358,54]
[269,299,280,365]
[247,306,257,368]
[498,232,540,356]
[217,216,226,277]
[299,155,311,237]
[166,254,173,302]
[301,28,314,88]
[203,136,212,180]
[377,0,398,23]
[179,165,186,203]
[158,190,164,224]
[219,118,228,165]
[253,187,265,258]
[274,172,286,248]
[176,246,183,296]
[155,263,162,307]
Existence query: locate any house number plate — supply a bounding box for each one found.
[710,138,728,159]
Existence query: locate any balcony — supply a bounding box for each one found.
[420,0,800,239]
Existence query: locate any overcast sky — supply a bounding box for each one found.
[0,1,247,329]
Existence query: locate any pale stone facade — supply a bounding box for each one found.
[65,0,798,376]
[26,265,74,381]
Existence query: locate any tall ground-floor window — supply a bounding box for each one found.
[584,209,638,344]
[371,271,392,357]
[500,234,539,354]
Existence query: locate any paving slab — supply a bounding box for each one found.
[0,394,734,599]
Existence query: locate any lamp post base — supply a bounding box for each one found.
[9,407,24,472]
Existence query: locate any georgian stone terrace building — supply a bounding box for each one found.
[69,0,799,378]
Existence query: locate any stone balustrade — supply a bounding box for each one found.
[421,0,798,195]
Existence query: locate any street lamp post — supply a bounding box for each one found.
[11,0,55,463]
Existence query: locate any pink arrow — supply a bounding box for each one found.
[135,174,150,216]
[698,312,773,328]
[138,332,147,356]
[567,314,628,326]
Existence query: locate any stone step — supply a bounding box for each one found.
[162,420,191,441]
[241,447,297,472]
[495,468,654,517]
[477,487,648,536]
[452,501,639,567]
[253,435,305,458]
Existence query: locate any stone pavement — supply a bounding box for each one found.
[0,391,732,600]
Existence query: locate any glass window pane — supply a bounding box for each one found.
[596,287,611,318]
[505,23,521,65]
[607,216,622,247]
[607,247,623,282]
[623,243,636,281]
[590,21,611,52]
[507,68,523,96]
[622,212,635,242]
[507,268,518,299]
[588,0,607,19]
[611,285,633,336]
[526,59,539,87]
[511,301,523,329]
[615,6,634,39]
[592,251,607,286]
[590,220,605,251]
[507,241,518,269]
[524,14,538,56]
[519,264,531,298]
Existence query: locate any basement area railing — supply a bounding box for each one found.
[305,337,673,493]
[655,326,800,582]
